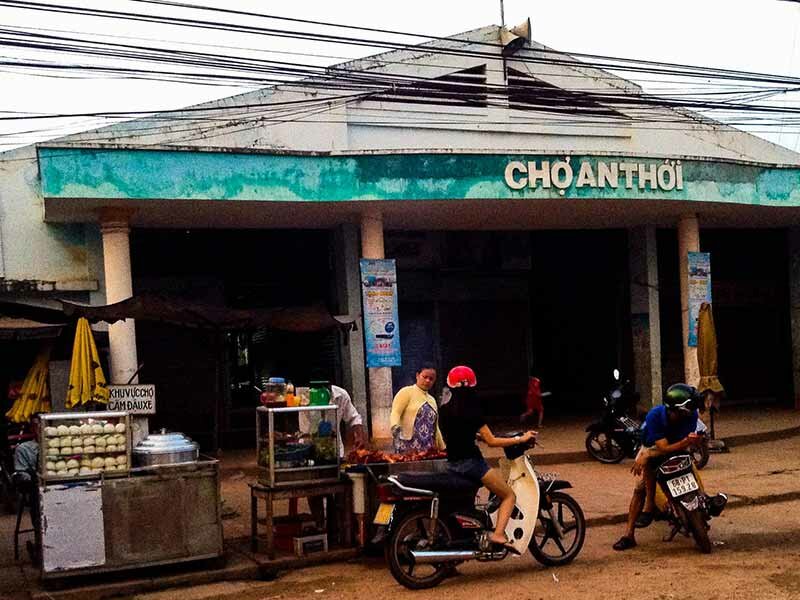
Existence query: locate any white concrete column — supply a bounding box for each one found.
[99,208,147,444]
[99,209,138,384]
[678,215,700,386]
[361,210,394,439]
[629,226,662,408]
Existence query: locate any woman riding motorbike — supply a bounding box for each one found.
[438,365,537,548]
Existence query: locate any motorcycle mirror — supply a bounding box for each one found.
[613,369,620,381]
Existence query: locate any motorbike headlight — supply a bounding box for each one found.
[658,455,691,475]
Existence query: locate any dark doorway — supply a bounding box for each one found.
[389,230,628,417]
[529,230,631,416]
[659,229,792,405]
[391,301,437,394]
[439,300,530,415]
[130,228,336,450]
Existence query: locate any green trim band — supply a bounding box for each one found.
[38,147,800,206]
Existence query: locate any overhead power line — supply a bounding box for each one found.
[3,0,800,87]
[3,0,800,148]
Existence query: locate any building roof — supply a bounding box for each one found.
[20,24,800,166]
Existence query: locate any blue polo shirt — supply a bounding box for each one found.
[642,405,698,447]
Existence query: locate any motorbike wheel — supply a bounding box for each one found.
[684,508,712,554]
[385,509,453,590]
[689,440,710,470]
[529,492,586,566]
[585,432,625,464]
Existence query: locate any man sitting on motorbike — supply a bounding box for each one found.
[613,383,702,551]
[439,365,537,548]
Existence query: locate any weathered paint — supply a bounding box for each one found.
[0,146,96,287]
[39,147,800,206]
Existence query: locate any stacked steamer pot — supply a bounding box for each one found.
[132,429,199,467]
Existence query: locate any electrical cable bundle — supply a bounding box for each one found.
[2,0,800,150]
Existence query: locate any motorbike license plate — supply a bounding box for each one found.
[373,503,395,525]
[666,473,699,497]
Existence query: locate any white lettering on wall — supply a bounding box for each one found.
[504,161,528,190]
[576,162,597,188]
[597,162,618,188]
[551,160,574,189]
[504,159,685,192]
[527,160,551,188]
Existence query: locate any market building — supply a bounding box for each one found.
[2,24,800,449]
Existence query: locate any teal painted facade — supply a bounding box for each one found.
[38,147,800,206]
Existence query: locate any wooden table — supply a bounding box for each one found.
[249,480,353,558]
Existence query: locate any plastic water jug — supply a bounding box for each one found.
[309,381,331,406]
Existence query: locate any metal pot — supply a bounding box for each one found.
[132,429,199,467]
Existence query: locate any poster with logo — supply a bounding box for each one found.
[360,259,402,367]
[687,252,711,347]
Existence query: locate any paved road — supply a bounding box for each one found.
[126,499,800,600]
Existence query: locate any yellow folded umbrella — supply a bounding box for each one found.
[5,346,52,423]
[697,303,724,395]
[66,317,110,408]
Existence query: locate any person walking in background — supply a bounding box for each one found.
[521,375,545,428]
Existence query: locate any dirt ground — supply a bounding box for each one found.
[2,410,797,600]
[216,433,800,540]
[121,498,800,600]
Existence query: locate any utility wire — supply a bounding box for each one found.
[3,1,800,146]
[3,0,800,87]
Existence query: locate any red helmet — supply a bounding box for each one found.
[447,365,477,388]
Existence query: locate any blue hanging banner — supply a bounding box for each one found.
[688,252,712,347]
[360,259,402,367]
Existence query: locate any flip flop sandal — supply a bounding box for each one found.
[612,536,637,551]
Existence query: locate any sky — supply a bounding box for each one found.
[2,0,800,151]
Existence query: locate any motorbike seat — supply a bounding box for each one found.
[393,471,479,496]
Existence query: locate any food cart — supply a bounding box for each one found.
[256,404,340,487]
[344,449,448,547]
[36,411,223,580]
[251,404,355,558]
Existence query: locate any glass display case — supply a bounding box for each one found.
[39,411,132,483]
[256,405,340,488]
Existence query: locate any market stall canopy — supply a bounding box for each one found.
[60,294,357,333]
[0,301,66,340]
[0,317,64,340]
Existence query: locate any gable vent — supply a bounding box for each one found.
[377,65,488,108]
[506,67,625,118]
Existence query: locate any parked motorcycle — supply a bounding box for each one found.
[585,369,641,464]
[374,435,586,589]
[585,370,709,469]
[654,452,727,553]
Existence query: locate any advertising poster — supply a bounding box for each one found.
[360,259,402,367]
[687,252,712,347]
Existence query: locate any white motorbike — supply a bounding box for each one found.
[374,436,586,589]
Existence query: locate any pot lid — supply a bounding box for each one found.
[133,429,199,454]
